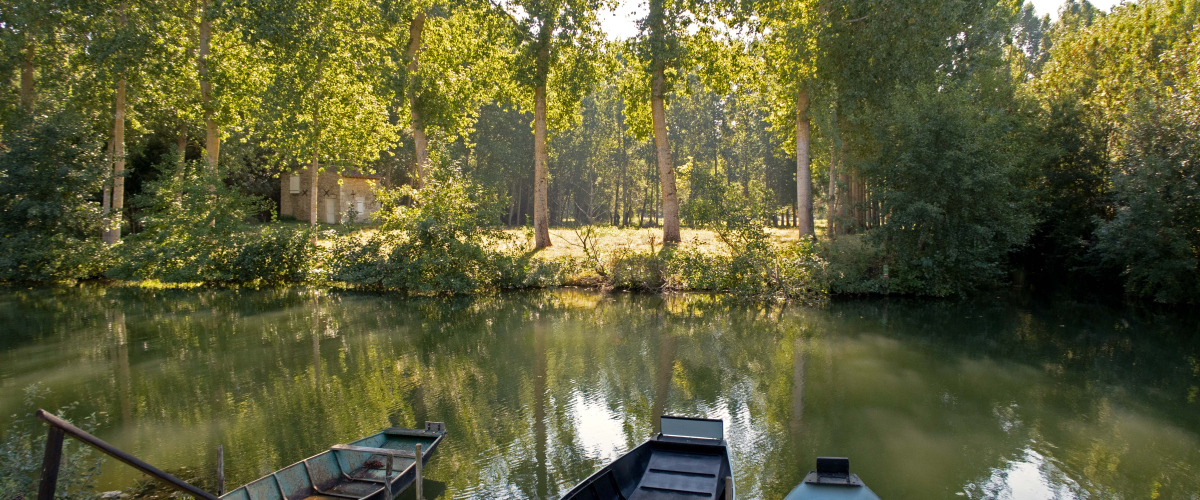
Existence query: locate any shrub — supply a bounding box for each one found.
[232,226,320,283]
[664,241,827,303]
[328,163,511,294]
[1092,98,1200,304]
[110,159,316,283]
[0,112,111,282]
[819,234,889,294]
[0,385,105,500]
[606,248,666,290]
[865,85,1038,296]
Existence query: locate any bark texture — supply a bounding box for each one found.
[533,85,551,248]
[199,0,219,170]
[651,65,680,243]
[827,143,838,239]
[104,77,127,245]
[796,88,814,238]
[309,150,320,226]
[406,11,428,188]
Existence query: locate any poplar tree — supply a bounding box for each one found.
[225,0,398,229]
[77,0,167,244]
[748,0,998,238]
[499,0,605,248]
[372,0,512,187]
[626,0,729,244]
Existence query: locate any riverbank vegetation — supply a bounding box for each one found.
[2,0,1197,303]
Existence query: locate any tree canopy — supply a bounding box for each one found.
[2,0,1198,303]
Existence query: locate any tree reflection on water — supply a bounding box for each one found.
[0,287,1197,499]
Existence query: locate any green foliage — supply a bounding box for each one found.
[682,160,773,257]
[224,0,399,177]
[329,163,511,294]
[1093,98,1200,303]
[0,385,105,500]
[818,235,889,295]
[866,85,1038,296]
[231,226,319,283]
[0,113,111,282]
[604,248,666,290]
[1020,0,1200,299]
[663,242,827,303]
[109,159,316,283]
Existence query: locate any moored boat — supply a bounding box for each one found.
[220,422,446,500]
[783,457,881,500]
[559,416,734,500]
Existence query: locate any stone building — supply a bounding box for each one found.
[279,166,382,224]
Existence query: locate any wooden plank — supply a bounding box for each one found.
[330,444,417,459]
[647,452,721,477]
[640,471,717,496]
[37,426,65,500]
[383,428,442,438]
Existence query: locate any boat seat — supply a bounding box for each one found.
[631,452,722,500]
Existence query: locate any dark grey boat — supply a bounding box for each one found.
[783,457,881,500]
[559,416,734,500]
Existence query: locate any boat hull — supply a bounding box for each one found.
[220,426,444,500]
[560,435,734,500]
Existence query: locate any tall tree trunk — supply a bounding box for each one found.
[104,77,127,245]
[533,85,551,247]
[309,147,320,228]
[836,145,850,235]
[20,39,34,113]
[199,0,219,170]
[177,120,189,162]
[651,66,680,243]
[531,16,553,249]
[827,143,837,239]
[406,11,428,188]
[648,0,680,243]
[639,190,647,227]
[860,177,866,228]
[796,88,814,238]
[621,151,630,227]
[103,139,113,218]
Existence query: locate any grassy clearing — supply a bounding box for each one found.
[505,226,808,258]
[296,222,827,257]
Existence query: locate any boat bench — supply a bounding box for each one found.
[630,452,722,500]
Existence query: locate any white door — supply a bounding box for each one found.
[355,200,365,218]
[325,198,336,224]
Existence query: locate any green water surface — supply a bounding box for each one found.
[1,287,1197,499]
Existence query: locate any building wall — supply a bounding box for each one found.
[279,167,381,223]
[338,176,381,223]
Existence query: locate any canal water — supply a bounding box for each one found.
[1,287,1197,499]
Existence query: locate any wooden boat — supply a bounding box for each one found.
[220,422,446,500]
[783,457,881,500]
[559,416,734,500]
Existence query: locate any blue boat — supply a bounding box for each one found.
[219,422,446,500]
[783,457,881,500]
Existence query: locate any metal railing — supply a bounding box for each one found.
[35,409,220,500]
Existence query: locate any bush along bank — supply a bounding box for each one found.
[2,160,827,302]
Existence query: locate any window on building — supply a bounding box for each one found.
[289,174,300,194]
